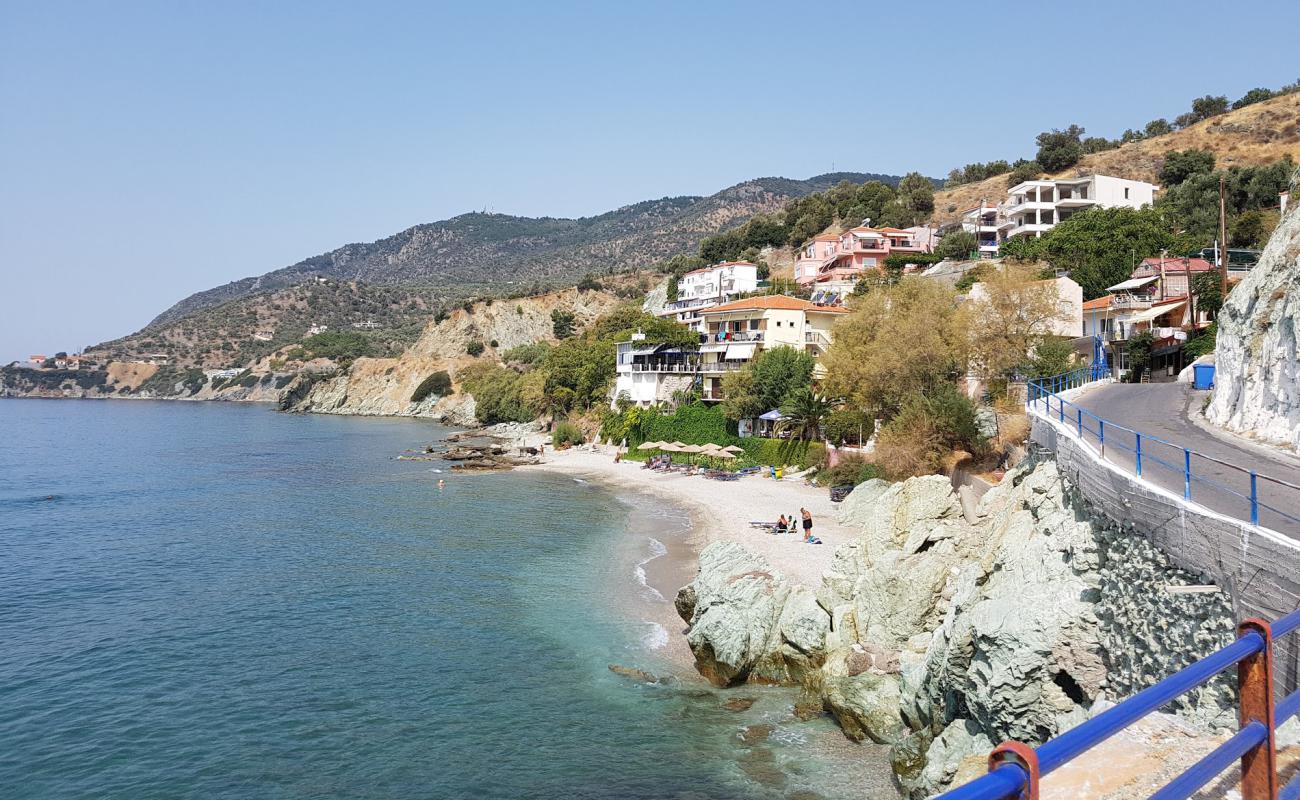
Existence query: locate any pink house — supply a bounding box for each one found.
[794,226,934,287]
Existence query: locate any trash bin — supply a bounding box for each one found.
[1193,364,1216,390]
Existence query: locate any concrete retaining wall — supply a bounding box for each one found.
[1032,415,1300,693]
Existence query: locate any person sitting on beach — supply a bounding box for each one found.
[775,514,788,533]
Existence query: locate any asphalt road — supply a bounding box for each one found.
[1061,382,1300,538]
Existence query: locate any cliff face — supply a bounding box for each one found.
[677,459,1236,797]
[1206,196,1300,448]
[284,287,622,420]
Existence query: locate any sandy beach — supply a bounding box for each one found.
[520,442,854,590]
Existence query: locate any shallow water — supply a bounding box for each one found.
[0,399,894,799]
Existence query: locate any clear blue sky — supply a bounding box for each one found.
[2,0,1298,362]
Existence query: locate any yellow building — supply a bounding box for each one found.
[696,296,847,401]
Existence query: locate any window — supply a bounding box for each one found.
[1124,187,1130,199]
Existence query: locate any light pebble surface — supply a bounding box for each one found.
[519,440,858,589]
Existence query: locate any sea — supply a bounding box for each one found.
[0,399,895,799]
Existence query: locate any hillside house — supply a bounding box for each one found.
[794,226,935,288]
[1000,175,1157,242]
[614,295,847,409]
[28,354,47,365]
[657,261,760,332]
[960,203,1002,258]
[1082,288,1209,380]
[696,296,847,401]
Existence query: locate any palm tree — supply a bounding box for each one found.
[776,388,831,442]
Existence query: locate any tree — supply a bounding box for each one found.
[1006,159,1042,187]
[1027,337,1076,378]
[824,408,874,446]
[1190,94,1229,120]
[1144,118,1174,137]
[466,341,485,357]
[750,346,816,412]
[1230,208,1280,248]
[1126,330,1155,381]
[720,368,764,422]
[1192,270,1224,319]
[822,278,966,416]
[1233,88,1275,109]
[1159,150,1215,186]
[1035,207,1194,299]
[895,172,936,226]
[963,262,1070,383]
[1081,136,1118,154]
[551,309,576,339]
[873,384,983,479]
[1035,125,1085,172]
[934,229,978,261]
[776,388,831,442]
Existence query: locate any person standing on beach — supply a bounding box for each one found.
[800,508,813,542]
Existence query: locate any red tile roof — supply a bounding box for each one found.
[1082,295,1113,311]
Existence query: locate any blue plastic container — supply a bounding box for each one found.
[1193,363,1216,390]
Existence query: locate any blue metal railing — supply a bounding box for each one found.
[1025,369,1300,534]
[937,610,1300,800]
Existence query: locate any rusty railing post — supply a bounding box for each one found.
[1237,618,1278,800]
[988,741,1039,800]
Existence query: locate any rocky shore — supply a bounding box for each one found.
[674,458,1243,797]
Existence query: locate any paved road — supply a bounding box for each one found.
[1058,382,1300,538]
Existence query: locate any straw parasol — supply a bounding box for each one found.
[669,441,688,449]
[658,442,683,452]
[721,445,744,454]
[637,440,666,450]
[711,450,736,460]
[678,444,705,454]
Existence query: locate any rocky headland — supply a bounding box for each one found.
[674,458,1239,797]
[1207,190,1300,449]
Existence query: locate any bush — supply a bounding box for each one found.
[411,370,453,402]
[1159,150,1215,186]
[466,341,485,357]
[874,385,985,480]
[824,408,875,446]
[552,421,584,448]
[303,330,371,361]
[1184,322,1217,359]
[502,341,551,365]
[817,457,883,488]
[551,309,576,339]
[489,339,499,349]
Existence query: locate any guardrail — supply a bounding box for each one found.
[937,609,1300,799]
[1026,368,1300,534]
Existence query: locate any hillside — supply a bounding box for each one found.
[148,172,909,328]
[932,91,1300,224]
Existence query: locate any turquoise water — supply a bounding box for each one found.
[0,399,889,799]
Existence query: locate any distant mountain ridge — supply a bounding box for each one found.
[149,172,914,328]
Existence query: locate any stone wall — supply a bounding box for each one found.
[1031,415,1300,693]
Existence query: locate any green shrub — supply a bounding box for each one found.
[303,330,371,361]
[466,341,485,357]
[817,457,883,488]
[502,342,551,365]
[411,370,453,402]
[552,421,584,447]
[489,339,499,349]
[825,408,875,446]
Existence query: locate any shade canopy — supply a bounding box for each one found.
[721,445,745,454]
[658,443,684,452]
[710,450,736,459]
[670,441,688,448]
[758,409,785,422]
[678,444,705,453]
[637,440,665,450]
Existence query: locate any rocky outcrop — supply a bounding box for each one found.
[676,542,830,686]
[677,458,1238,797]
[283,287,619,421]
[1207,193,1300,449]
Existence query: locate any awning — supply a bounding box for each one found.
[1106,275,1159,292]
[1125,300,1186,324]
[758,409,785,421]
[628,345,664,357]
[725,343,757,359]
[699,343,729,353]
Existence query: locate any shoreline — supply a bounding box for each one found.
[519,441,857,591]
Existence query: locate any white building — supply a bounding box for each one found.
[960,203,1002,258]
[1000,175,1157,241]
[658,261,760,332]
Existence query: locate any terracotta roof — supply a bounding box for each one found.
[1135,257,1216,274]
[1082,295,1113,311]
[876,227,910,234]
[812,234,839,242]
[699,295,850,314]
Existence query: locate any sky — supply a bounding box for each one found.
[2,0,1298,362]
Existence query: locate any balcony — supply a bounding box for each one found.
[699,361,747,374]
[622,361,703,374]
[709,330,763,343]
[1111,294,1153,310]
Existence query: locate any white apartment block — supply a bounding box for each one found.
[1000,175,1156,241]
[657,261,759,332]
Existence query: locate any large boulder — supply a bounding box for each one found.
[679,542,829,686]
[1207,201,1300,449]
[814,644,906,744]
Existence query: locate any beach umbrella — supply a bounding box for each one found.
[678,444,705,454]
[721,445,744,454]
[658,443,683,452]
[670,441,688,449]
[711,450,736,459]
[637,440,663,450]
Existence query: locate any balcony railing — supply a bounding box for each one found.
[709,331,763,343]
[699,361,747,373]
[625,361,702,373]
[1111,294,1153,310]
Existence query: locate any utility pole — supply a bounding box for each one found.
[1219,174,1229,296]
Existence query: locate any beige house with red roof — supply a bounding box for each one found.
[614,295,847,407]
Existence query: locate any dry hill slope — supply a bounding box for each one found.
[932,92,1300,225]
